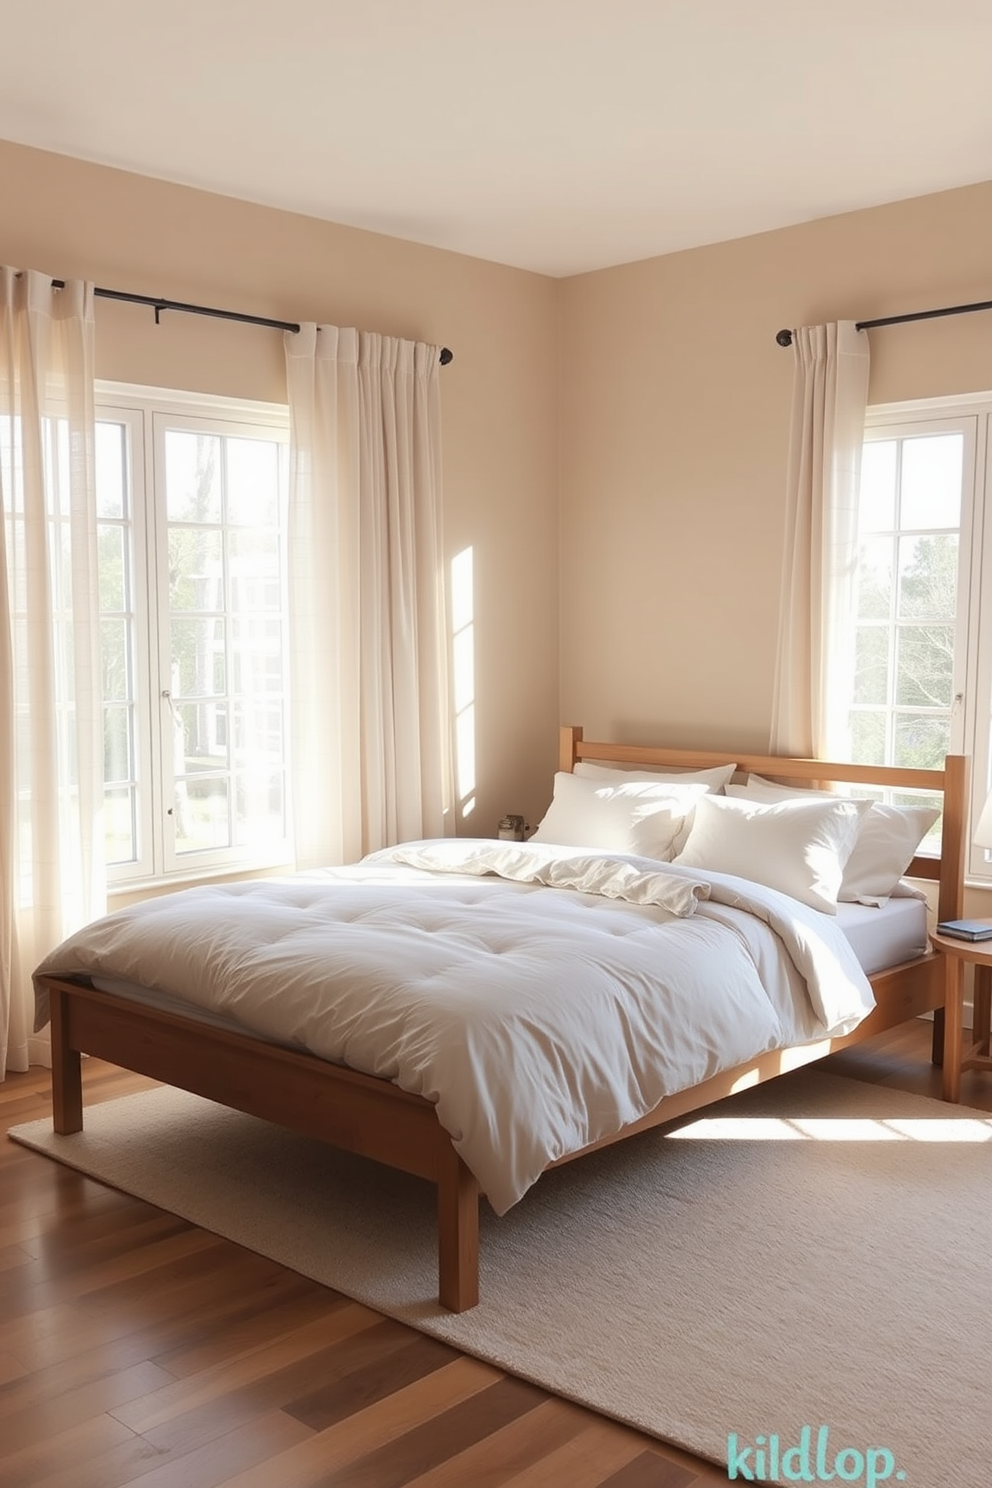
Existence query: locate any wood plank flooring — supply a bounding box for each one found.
[2,1024,988,1488]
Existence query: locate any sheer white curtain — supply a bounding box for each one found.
[284,324,451,867]
[0,269,105,1075]
[770,321,871,758]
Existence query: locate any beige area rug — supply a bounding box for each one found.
[10,1069,992,1488]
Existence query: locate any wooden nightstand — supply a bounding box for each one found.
[929,930,992,1102]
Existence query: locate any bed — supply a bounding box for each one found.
[32,726,968,1312]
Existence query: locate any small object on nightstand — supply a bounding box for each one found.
[497,814,528,841]
[935,918,992,941]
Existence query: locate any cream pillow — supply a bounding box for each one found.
[530,770,713,862]
[673,792,871,913]
[727,775,939,904]
[574,761,737,854]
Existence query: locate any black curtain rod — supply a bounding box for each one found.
[775,295,992,348]
[51,279,454,364]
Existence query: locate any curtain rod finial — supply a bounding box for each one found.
[439,346,453,365]
[776,329,793,347]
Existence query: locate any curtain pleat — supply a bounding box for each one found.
[0,268,104,1075]
[770,321,870,758]
[284,325,451,867]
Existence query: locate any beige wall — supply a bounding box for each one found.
[559,180,992,756]
[0,139,561,837]
[6,139,992,839]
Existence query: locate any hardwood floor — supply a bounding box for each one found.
[2,1024,989,1488]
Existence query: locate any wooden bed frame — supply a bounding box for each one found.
[38,726,969,1313]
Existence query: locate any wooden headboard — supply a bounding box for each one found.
[559,724,969,925]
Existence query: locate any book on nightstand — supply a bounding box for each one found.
[936,919,992,941]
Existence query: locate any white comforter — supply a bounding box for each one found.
[33,840,875,1214]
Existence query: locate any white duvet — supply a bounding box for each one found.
[34,840,875,1214]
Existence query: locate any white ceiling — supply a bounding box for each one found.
[3,0,992,278]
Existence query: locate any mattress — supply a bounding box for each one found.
[835,895,929,976]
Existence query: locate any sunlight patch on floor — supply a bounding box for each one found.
[667,1114,992,1142]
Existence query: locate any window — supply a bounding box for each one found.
[96,385,291,886]
[856,394,992,877]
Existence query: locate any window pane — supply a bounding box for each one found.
[856,536,893,620]
[234,769,285,845]
[165,431,222,522]
[859,440,896,532]
[897,533,958,620]
[849,711,886,765]
[173,777,231,853]
[893,714,950,770]
[895,625,954,709]
[168,527,224,610]
[105,787,137,866]
[227,438,279,525]
[894,790,943,853]
[101,618,130,702]
[174,701,228,772]
[170,616,226,697]
[231,613,282,649]
[104,704,132,783]
[899,434,962,530]
[233,701,284,759]
[98,525,127,612]
[853,626,888,705]
[230,529,280,608]
[95,422,126,519]
[231,653,279,699]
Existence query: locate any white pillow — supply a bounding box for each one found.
[574,761,737,854]
[529,770,713,862]
[673,792,870,913]
[727,775,939,905]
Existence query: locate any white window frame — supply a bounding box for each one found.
[95,402,155,883]
[862,391,992,881]
[96,382,293,891]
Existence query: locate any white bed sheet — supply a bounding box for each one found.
[835,896,929,976]
[34,841,876,1214]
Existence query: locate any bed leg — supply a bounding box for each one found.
[437,1149,479,1312]
[50,988,83,1134]
[931,1006,945,1066]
